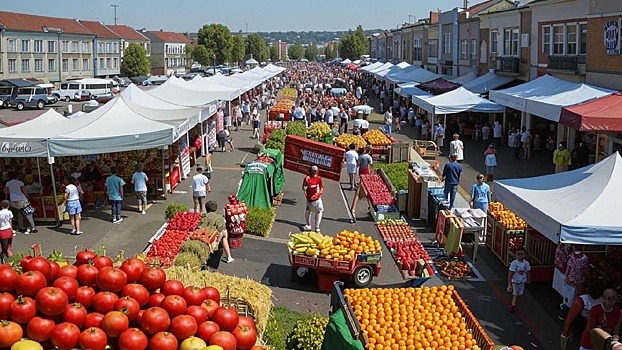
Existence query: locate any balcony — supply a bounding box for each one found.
[547,55,586,74]
[492,56,519,75]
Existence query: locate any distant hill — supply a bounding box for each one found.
[258,29,385,45]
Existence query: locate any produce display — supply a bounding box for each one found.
[224,200,248,236]
[373,162,410,191]
[344,286,482,350]
[289,230,382,261]
[0,251,262,350]
[188,228,219,247]
[307,122,333,142]
[166,212,202,232]
[146,230,190,267]
[277,88,297,100]
[265,129,286,152]
[268,100,295,120]
[334,134,367,149]
[376,220,415,242]
[285,121,307,138]
[488,202,527,230]
[359,174,390,194]
[362,129,391,146]
[434,259,476,279]
[376,220,432,278]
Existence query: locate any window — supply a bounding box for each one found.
[21,40,30,52]
[413,38,423,61]
[62,41,69,53]
[48,59,56,72]
[62,59,69,72]
[72,59,79,71]
[99,58,104,69]
[48,40,56,53]
[490,31,498,53]
[98,42,104,53]
[553,25,564,54]
[566,25,577,55]
[106,58,111,69]
[8,59,17,73]
[579,23,587,55]
[428,39,438,57]
[113,58,118,69]
[7,39,16,52]
[471,39,477,60]
[106,43,111,53]
[34,59,43,72]
[82,42,90,53]
[71,41,79,53]
[82,59,89,71]
[113,42,118,53]
[504,29,519,56]
[460,40,468,60]
[443,32,451,54]
[34,40,43,53]
[21,59,30,73]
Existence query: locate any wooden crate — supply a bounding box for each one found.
[485,213,495,249]
[493,223,525,266]
[453,291,495,350]
[525,228,556,266]
[389,142,410,163]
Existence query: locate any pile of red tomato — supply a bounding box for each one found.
[360,174,396,206]
[0,249,259,350]
[145,230,190,267]
[166,212,202,232]
[376,221,432,278]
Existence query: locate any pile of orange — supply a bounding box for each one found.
[344,286,481,350]
[488,202,526,230]
[318,230,382,261]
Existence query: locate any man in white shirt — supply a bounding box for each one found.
[344,143,359,190]
[449,134,464,161]
[434,122,445,149]
[384,108,393,135]
[493,121,503,148]
[192,167,211,215]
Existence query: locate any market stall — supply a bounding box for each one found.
[350,172,400,223]
[237,150,285,209]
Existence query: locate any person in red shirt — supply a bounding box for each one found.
[302,166,324,232]
[578,288,621,350]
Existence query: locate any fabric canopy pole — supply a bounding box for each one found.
[200,121,205,156]
[161,147,167,199]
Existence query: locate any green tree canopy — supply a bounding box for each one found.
[324,45,335,60]
[198,23,233,65]
[269,45,279,62]
[231,35,245,65]
[245,33,269,62]
[121,43,150,77]
[338,25,368,60]
[304,44,319,61]
[288,42,304,61]
[192,45,213,66]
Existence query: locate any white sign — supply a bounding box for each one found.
[604,19,621,56]
[301,149,333,168]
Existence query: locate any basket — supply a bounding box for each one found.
[228,237,243,249]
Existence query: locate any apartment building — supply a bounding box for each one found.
[142,30,191,75]
[0,11,95,82]
[107,25,151,60]
[390,28,402,63]
[426,18,440,73]
[79,21,121,77]
[585,0,622,90]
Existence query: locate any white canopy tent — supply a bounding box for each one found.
[147,77,223,108]
[411,87,506,115]
[262,64,286,74]
[184,75,245,101]
[341,58,352,65]
[210,72,261,92]
[360,62,383,72]
[375,63,411,79]
[462,72,514,95]
[384,65,419,83]
[367,62,393,74]
[0,109,70,157]
[449,72,477,85]
[395,83,429,98]
[393,68,441,84]
[494,152,622,245]
[489,74,615,122]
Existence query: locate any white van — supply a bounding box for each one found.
[54,78,114,102]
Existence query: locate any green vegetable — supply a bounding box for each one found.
[266,129,286,151]
[373,162,409,191]
[246,206,276,237]
[285,315,329,350]
[173,251,202,269]
[180,240,211,261]
[165,202,189,220]
[285,121,307,138]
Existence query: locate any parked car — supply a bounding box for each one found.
[0,86,18,108]
[130,76,149,85]
[6,86,50,110]
[74,90,93,101]
[93,92,114,103]
[111,76,131,87]
[45,95,58,105]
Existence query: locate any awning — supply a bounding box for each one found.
[385,65,419,83]
[393,68,441,84]
[419,78,460,95]
[559,92,622,132]
[366,62,393,74]
[360,62,383,72]
[489,74,615,122]
[449,72,477,85]
[461,72,514,95]
[412,87,505,115]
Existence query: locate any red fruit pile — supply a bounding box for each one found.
[166,212,202,231]
[359,174,390,194]
[146,230,190,267]
[0,250,258,350]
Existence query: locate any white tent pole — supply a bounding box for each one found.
[161,147,167,199]
[49,162,59,222]
[200,121,205,156]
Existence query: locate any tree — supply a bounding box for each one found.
[245,33,269,62]
[338,25,368,60]
[288,42,304,61]
[185,44,195,68]
[230,35,245,66]
[192,45,213,66]
[121,43,150,77]
[324,45,335,60]
[197,23,233,65]
[269,45,279,62]
[304,44,319,61]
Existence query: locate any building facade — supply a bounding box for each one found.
[79,21,121,77]
[142,30,190,75]
[585,1,622,90]
[107,25,151,62]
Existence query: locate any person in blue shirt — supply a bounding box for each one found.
[131,163,149,215]
[441,154,463,209]
[105,166,126,223]
[470,174,491,213]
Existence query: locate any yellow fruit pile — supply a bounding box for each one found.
[278,88,298,99]
[488,202,527,230]
[345,286,481,350]
[308,122,333,140]
[363,129,391,146]
[334,134,367,149]
[288,231,332,257]
[318,230,382,261]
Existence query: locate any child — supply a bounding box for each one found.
[0,200,14,263]
[507,249,531,312]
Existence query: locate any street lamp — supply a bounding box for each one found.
[213,54,216,75]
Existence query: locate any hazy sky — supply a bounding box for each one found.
[1,0,468,33]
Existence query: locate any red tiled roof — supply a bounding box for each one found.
[468,0,502,15]
[145,30,191,44]
[79,20,121,39]
[0,11,93,35]
[107,25,150,41]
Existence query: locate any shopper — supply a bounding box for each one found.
[63,177,83,235]
[105,167,125,223]
[560,281,603,345]
[520,126,532,160]
[579,288,622,350]
[493,120,503,148]
[0,200,13,263]
[434,122,445,150]
[441,154,463,209]
[192,166,211,215]
[571,141,590,170]
[224,127,235,152]
[484,145,498,182]
[470,174,491,213]
[481,123,491,151]
[338,107,349,134]
[131,163,149,215]
[203,201,234,265]
[507,248,531,312]
[234,103,243,131]
[302,165,324,232]
[508,128,520,160]
[344,143,359,190]
[554,141,572,173]
[384,107,393,136]
[449,134,464,162]
[358,146,373,176]
[563,246,589,308]
[251,107,260,139]
[4,172,37,234]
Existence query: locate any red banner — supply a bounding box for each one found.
[284,135,345,181]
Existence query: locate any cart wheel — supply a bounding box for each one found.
[291,266,308,282]
[353,265,373,288]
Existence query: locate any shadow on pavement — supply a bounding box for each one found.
[261,263,327,294]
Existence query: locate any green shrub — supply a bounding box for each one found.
[264,306,307,350]
[373,162,410,191]
[246,206,276,237]
[266,129,286,151]
[173,252,202,269]
[165,203,188,220]
[285,121,307,138]
[285,315,329,350]
[180,240,210,261]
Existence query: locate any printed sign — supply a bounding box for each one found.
[604,19,621,56]
[283,135,345,181]
[0,142,33,154]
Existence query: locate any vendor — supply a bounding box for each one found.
[564,246,589,308]
[203,201,234,267]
